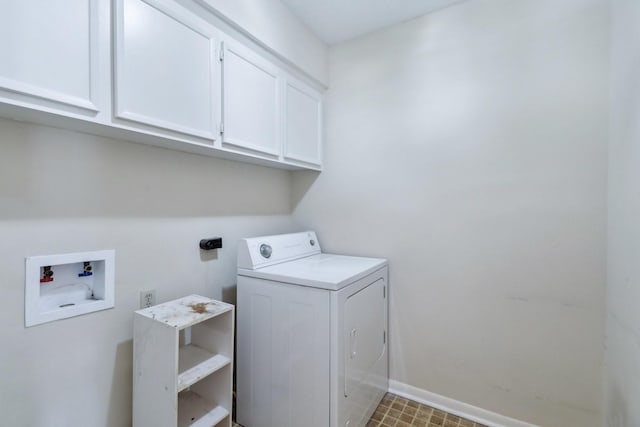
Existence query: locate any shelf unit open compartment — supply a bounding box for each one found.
[178,307,233,390]
[178,364,232,427]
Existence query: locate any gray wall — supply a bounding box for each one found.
[0,118,294,426]
[292,0,609,425]
[605,1,640,426]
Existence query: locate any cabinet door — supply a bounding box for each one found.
[221,41,281,157]
[284,79,322,167]
[0,0,101,114]
[114,0,218,140]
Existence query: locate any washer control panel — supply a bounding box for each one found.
[237,231,321,269]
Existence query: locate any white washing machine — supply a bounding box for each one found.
[236,231,388,427]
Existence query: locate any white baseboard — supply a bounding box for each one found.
[388,380,539,427]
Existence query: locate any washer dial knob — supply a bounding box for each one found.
[259,244,272,259]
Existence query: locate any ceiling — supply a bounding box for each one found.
[280,0,469,45]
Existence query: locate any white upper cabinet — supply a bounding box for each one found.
[114,0,219,141]
[0,0,102,115]
[284,79,322,167]
[221,40,281,157]
[0,0,323,170]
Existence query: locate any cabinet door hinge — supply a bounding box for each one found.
[219,41,224,61]
[383,330,386,344]
[383,286,386,299]
[219,122,224,134]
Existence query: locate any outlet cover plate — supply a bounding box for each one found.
[140,290,156,309]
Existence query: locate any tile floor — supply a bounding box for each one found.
[367,393,488,427]
[233,392,488,427]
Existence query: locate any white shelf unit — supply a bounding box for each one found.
[133,295,234,427]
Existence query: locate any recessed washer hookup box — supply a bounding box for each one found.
[25,250,115,327]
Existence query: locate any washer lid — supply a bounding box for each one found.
[238,253,387,290]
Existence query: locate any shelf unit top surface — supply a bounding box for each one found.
[135,294,233,329]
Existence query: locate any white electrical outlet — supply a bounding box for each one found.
[140,290,156,309]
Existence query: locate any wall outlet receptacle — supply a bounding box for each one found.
[140,290,156,309]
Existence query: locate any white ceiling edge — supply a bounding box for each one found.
[280,0,469,45]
